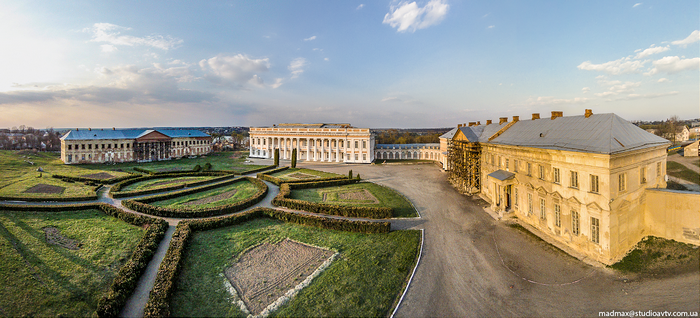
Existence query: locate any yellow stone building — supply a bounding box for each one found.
[249,123,375,163]
[442,110,696,264]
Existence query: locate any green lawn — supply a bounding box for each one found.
[269,168,345,180]
[170,218,420,317]
[667,161,700,184]
[121,176,216,192]
[151,180,259,209]
[0,209,145,317]
[290,182,418,218]
[610,236,699,276]
[104,151,265,173]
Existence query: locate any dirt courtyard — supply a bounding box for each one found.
[23,184,65,194]
[294,161,700,317]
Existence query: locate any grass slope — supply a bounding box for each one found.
[151,180,259,209]
[170,218,420,317]
[290,182,418,218]
[0,209,144,317]
[666,161,700,184]
[121,176,215,192]
[105,151,264,173]
[610,236,699,276]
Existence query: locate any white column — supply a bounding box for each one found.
[313,139,317,161]
[335,139,340,162]
[306,138,310,161]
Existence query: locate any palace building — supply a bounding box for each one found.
[249,123,375,163]
[441,110,698,264]
[374,143,442,162]
[60,128,212,164]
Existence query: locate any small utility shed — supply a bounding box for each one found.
[682,140,699,157]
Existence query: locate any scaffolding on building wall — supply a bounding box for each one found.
[133,141,171,162]
[447,140,481,194]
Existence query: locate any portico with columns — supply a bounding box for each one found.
[249,123,374,164]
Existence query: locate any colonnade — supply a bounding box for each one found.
[249,136,369,163]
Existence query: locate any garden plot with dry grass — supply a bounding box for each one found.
[170,218,420,317]
[0,209,145,317]
[289,182,418,218]
[120,176,217,192]
[150,180,259,209]
[269,168,344,181]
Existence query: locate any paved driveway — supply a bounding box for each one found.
[298,161,700,317]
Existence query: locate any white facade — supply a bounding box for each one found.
[249,124,375,163]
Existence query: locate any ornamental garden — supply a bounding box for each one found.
[0,149,421,317]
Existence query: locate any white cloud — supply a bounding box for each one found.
[594,79,641,97]
[86,23,183,50]
[324,58,329,61]
[199,54,271,87]
[634,45,669,59]
[304,36,317,41]
[101,44,117,53]
[357,4,365,10]
[633,3,642,8]
[288,57,307,79]
[657,78,670,83]
[383,0,449,33]
[577,57,648,75]
[609,91,679,101]
[381,97,401,102]
[487,25,494,29]
[644,56,700,76]
[582,87,590,94]
[671,30,700,47]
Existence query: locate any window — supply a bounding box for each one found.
[570,171,579,188]
[355,141,359,148]
[101,144,105,149]
[527,193,533,215]
[618,173,626,192]
[81,144,85,150]
[505,158,509,170]
[553,168,560,184]
[491,155,495,165]
[538,165,545,179]
[126,143,130,148]
[657,162,661,177]
[539,198,546,220]
[591,217,600,244]
[498,156,501,168]
[554,204,561,227]
[88,144,92,149]
[346,154,350,160]
[363,154,366,161]
[354,154,358,160]
[362,140,367,149]
[527,163,532,176]
[590,175,599,193]
[514,160,518,172]
[514,188,519,207]
[67,155,72,162]
[121,143,124,148]
[572,211,580,236]
[68,145,72,150]
[640,167,647,184]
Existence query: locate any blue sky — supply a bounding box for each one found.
[0,0,697,128]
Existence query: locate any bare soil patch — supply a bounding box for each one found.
[146,177,201,189]
[322,189,380,204]
[285,172,320,180]
[42,226,81,250]
[224,238,334,315]
[80,172,115,180]
[23,184,65,194]
[181,189,238,206]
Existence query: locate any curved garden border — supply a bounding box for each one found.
[122,177,269,218]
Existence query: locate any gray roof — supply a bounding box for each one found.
[487,170,515,181]
[61,129,209,141]
[454,113,670,155]
[439,127,458,139]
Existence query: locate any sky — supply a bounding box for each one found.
[0,0,698,129]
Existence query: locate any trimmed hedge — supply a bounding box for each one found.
[143,222,191,318]
[235,164,277,175]
[0,202,168,317]
[272,183,393,219]
[257,167,351,186]
[142,206,390,317]
[0,194,98,202]
[122,177,269,218]
[52,172,142,185]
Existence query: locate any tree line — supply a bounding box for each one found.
[374,129,450,144]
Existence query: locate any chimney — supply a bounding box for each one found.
[457,124,463,128]
[513,116,519,122]
[468,122,476,127]
[585,109,593,118]
[112,127,116,130]
[532,113,540,120]
[88,127,91,131]
[477,121,481,126]
[486,120,492,125]
[76,128,79,131]
[551,111,563,120]
[499,117,508,125]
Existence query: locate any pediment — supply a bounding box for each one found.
[586,201,603,212]
[551,191,563,200]
[136,130,171,142]
[536,187,548,197]
[568,196,582,206]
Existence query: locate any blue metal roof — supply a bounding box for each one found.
[61,129,209,140]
